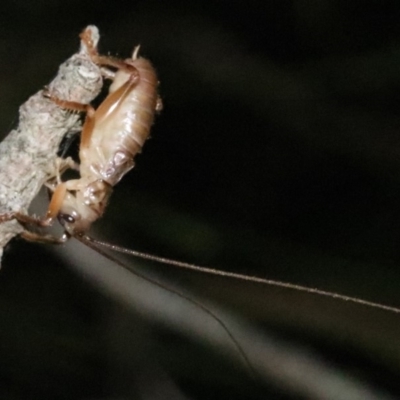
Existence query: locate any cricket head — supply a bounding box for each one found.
[58,180,112,236]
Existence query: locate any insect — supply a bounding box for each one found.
[0,27,162,242]
[1,24,399,344]
[1,27,400,395]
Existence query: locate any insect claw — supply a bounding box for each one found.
[40,216,54,227]
[132,45,141,60]
[60,232,70,242]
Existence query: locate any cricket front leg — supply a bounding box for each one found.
[0,209,68,244]
[20,230,69,244]
[0,181,74,244]
[0,210,53,227]
[0,180,69,228]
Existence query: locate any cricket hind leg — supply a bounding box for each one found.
[80,61,140,152]
[92,54,139,76]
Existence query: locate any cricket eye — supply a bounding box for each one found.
[59,213,75,224]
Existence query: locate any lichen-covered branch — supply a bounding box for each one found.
[0,25,104,261]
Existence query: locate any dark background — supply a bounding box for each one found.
[1,0,400,399]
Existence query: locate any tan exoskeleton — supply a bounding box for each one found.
[0,27,162,242]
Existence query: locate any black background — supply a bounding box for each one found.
[1,1,400,399]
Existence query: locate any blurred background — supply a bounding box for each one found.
[1,0,400,398]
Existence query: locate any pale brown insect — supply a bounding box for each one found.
[1,27,400,386]
[1,27,399,318]
[45,29,162,239]
[0,27,162,240]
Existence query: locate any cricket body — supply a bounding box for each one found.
[45,32,161,238]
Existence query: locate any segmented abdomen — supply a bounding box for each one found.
[121,57,159,153]
[81,57,160,186]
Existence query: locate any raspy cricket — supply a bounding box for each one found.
[0,26,162,243]
[1,24,400,325]
[0,26,398,316]
[1,25,400,398]
[0,25,255,375]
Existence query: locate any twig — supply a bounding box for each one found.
[0,25,104,261]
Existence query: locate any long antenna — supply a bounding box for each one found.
[82,235,400,315]
[77,234,257,378]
